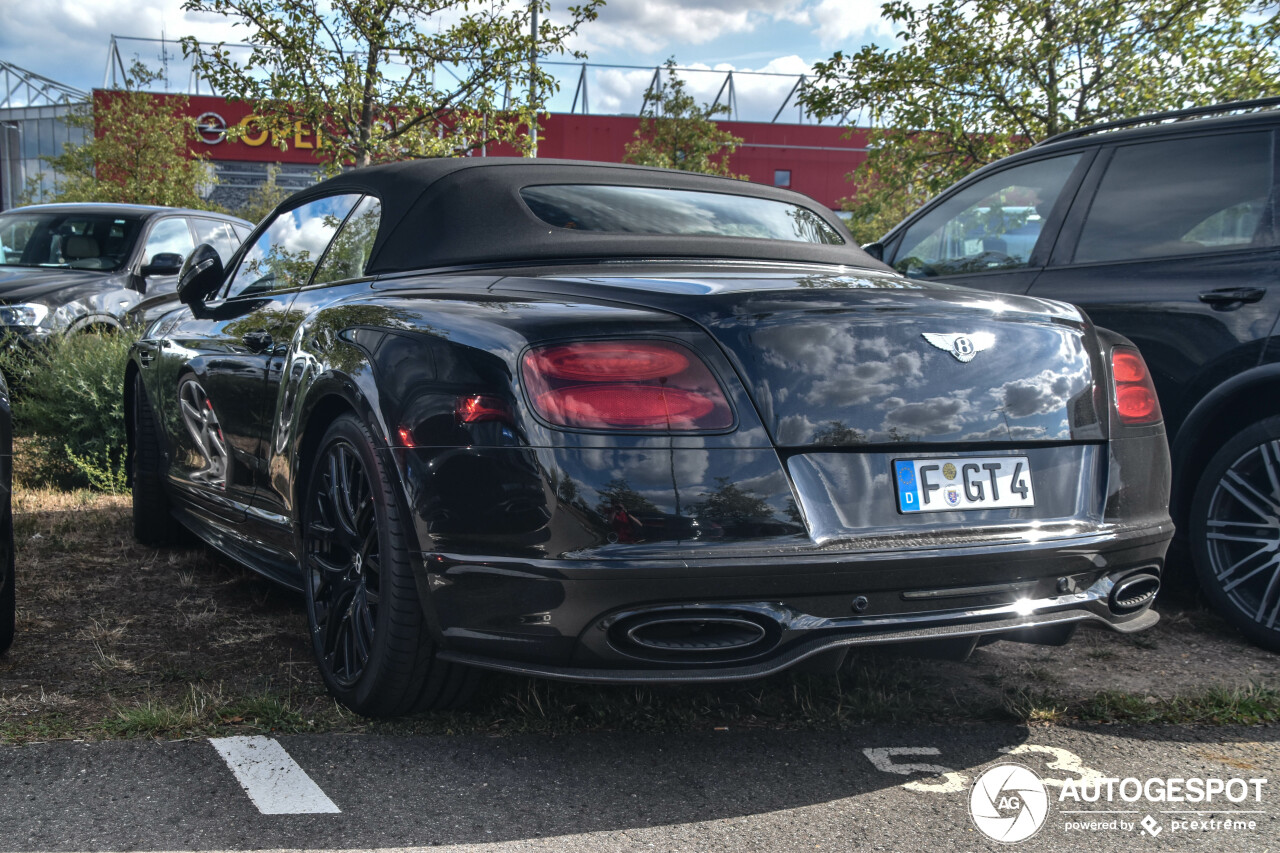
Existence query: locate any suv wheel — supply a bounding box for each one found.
[1190,416,1280,652]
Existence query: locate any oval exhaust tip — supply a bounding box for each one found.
[625,615,767,652]
[1110,573,1160,614]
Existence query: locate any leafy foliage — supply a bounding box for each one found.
[624,59,745,179]
[0,331,133,492]
[234,164,292,225]
[182,0,602,169]
[33,62,218,210]
[799,0,1280,244]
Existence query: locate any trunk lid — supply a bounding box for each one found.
[500,267,1106,447]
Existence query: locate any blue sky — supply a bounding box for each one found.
[0,0,895,120]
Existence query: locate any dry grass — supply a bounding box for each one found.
[0,486,339,742]
[1,487,1277,743]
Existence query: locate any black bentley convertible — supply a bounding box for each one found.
[126,159,1173,716]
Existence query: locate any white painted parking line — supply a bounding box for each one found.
[209,736,341,815]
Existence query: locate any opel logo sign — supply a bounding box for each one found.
[195,111,228,145]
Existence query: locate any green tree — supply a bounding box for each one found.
[182,0,601,170]
[34,62,218,209]
[624,59,744,178]
[800,0,1280,244]
[235,164,292,224]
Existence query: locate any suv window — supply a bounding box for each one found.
[1074,132,1274,264]
[224,194,361,298]
[891,154,1082,278]
[142,218,195,266]
[191,218,243,266]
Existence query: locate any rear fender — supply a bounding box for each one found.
[1168,362,1280,525]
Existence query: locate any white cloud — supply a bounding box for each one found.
[809,0,896,49]
[587,0,810,52]
[0,0,244,94]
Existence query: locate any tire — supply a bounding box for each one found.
[0,512,13,655]
[131,373,179,546]
[1190,415,1280,652]
[301,414,476,716]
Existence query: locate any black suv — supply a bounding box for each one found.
[871,98,1280,651]
[0,203,251,338]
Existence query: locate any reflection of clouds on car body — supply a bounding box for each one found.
[877,392,975,437]
[990,366,1089,418]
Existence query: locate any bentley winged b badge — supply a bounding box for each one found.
[922,331,996,363]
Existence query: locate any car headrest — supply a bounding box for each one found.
[64,235,100,260]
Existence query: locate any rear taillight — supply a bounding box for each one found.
[522,340,733,431]
[1111,347,1161,425]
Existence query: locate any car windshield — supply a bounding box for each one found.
[0,211,145,271]
[520,185,845,245]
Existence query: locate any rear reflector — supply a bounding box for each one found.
[1111,347,1161,425]
[456,394,512,425]
[522,340,732,431]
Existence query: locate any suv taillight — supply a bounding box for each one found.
[522,340,733,431]
[1111,347,1161,425]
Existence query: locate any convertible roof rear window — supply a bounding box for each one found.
[520,185,845,245]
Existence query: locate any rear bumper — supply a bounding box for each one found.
[418,521,1172,683]
[439,608,1158,684]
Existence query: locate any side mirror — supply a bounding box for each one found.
[140,252,185,277]
[861,241,885,262]
[177,244,225,305]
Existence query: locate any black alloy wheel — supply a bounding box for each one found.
[301,414,477,715]
[1191,415,1280,652]
[306,434,381,689]
[178,377,228,487]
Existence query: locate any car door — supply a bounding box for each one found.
[1027,129,1280,434]
[246,194,384,558]
[150,194,364,524]
[882,150,1093,294]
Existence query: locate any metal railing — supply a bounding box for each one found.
[0,61,89,109]
[102,35,863,126]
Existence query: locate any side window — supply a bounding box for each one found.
[142,218,195,266]
[311,196,381,285]
[191,218,243,266]
[891,154,1083,278]
[1074,133,1274,264]
[224,194,361,299]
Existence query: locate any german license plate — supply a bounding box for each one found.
[893,456,1034,513]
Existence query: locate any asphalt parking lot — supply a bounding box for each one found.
[1,726,1276,851]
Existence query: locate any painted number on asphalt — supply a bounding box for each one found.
[863,744,1104,794]
[861,747,968,793]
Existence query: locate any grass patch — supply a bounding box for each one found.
[1006,684,1280,726]
[100,685,338,740]
[363,658,1014,738]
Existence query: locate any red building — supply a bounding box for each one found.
[178,94,869,211]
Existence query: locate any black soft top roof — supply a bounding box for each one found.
[281,158,880,273]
